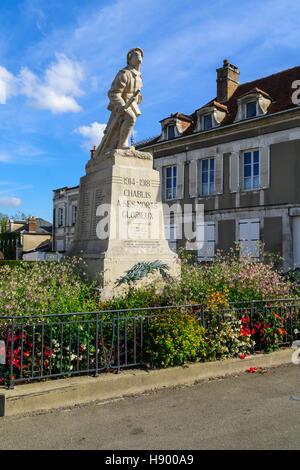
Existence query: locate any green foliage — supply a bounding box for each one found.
[0,258,99,319]
[144,311,206,368]
[281,268,300,297]
[163,247,292,305]
[0,218,7,234]
[115,260,169,286]
[96,285,169,317]
[0,248,298,383]
[250,309,288,353]
[0,260,35,268]
[0,232,21,259]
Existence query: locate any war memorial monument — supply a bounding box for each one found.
[68,48,179,288]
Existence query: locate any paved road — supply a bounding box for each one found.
[1,363,300,450]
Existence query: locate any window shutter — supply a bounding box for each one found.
[55,208,59,228]
[197,222,215,259]
[161,167,165,201]
[239,219,260,258]
[63,206,67,227]
[176,163,184,199]
[229,152,240,193]
[189,160,198,197]
[259,146,270,189]
[215,154,223,194]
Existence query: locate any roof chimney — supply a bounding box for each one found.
[28,216,36,233]
[216,59,240,103]
[90,146,97,160]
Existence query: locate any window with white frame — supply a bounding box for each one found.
[236,92,271,122]
[71,205,77,225]
[239,219,260,258]
[165,165,177,200]
[197,222,215,260]
[242,150,260,190]
[200,158,215,196]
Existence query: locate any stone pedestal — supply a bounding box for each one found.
[68,148,180,287]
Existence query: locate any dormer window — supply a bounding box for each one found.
[195,102,228,132]
[159,113,193,142]
[236,89,272,122]
[246,101,257,118]
[167,125,175,139]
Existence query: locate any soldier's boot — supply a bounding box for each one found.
[118,124,134,149]
[118,111,135,149]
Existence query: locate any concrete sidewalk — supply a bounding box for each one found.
[0,347,294,417]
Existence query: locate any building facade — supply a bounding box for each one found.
[52,185,79,252]
[137,61,300,271]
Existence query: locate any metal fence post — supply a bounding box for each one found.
[200,304,204,328]
[117,312,120,374]
[95,313,99,377]
[9,319,14,390]
[250,301,255,354]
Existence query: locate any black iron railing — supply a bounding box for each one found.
[0,298,299,389]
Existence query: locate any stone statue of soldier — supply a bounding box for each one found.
[97,47,143,155]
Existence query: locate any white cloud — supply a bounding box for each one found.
[0,197,22,208]
[19,53,84,113]
[0,66,18,104]
[0,153,11,162]
[74,121,106,149]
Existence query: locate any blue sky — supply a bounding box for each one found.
[0,0,299,221]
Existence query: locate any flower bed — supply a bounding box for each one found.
[0,251,299,388]
[0,301,299,388]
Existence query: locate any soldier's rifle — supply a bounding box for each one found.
[97,89,141,155]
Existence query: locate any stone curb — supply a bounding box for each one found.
[0,347,294,417]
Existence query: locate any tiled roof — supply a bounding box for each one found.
[160,112,194,123]
[196,100,228,113]
[10,218,52,234]
[238,87,272,101]
[214,65,300,127]
[138,65,300,147]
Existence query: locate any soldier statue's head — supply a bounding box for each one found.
[127,47,143,67]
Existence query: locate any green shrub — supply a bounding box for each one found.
[0,258,98,319]
[162,247,292,305]
[97,285,168,317]
[0,232,21,259]
[144,311,206,368]
[250,309,289,353]
[204,317,255,360]
[0,260,36,268]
